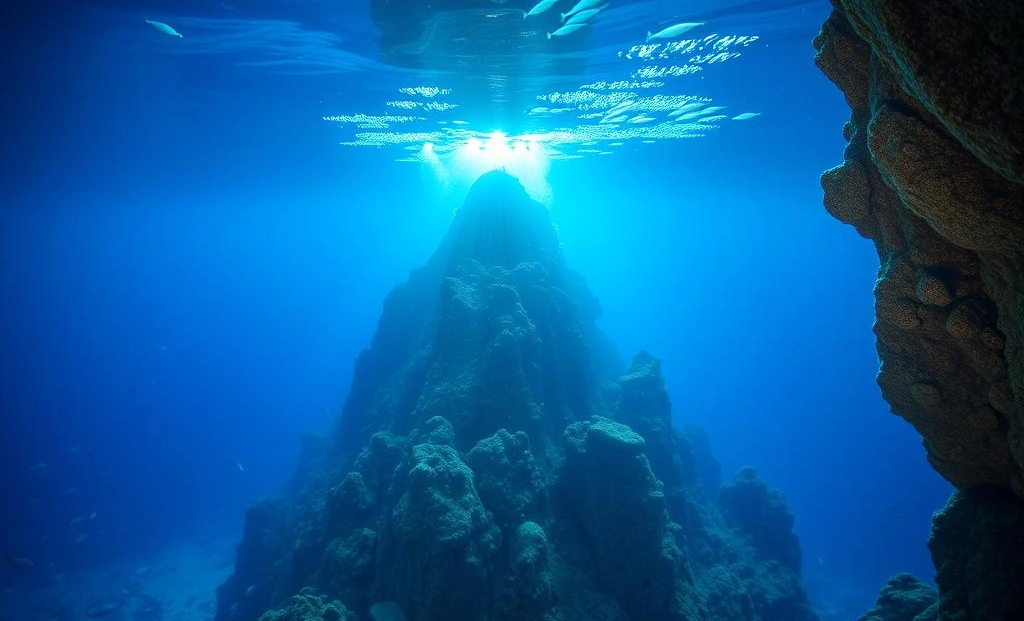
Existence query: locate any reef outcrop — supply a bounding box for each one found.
[215,171,818,621]
[815,0,1023,497]
[856,573,937,621]
[813,0,1024,618]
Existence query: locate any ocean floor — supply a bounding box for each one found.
[0,533,873,621]
[0,539,234,621]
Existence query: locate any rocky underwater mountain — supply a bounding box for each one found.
[213,170,820,621]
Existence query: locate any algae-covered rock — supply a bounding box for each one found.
[216,498,289,621]
[719,467,800,573]
[928,487,1024,621]
[386,443,500,620]
[815,0,1024,500]
[258,589,350,621]
[815,3,1024,617]
[465,428,546,530]
[560,416,684,619]
[505,521,555,615]
[857,573,937,621]
[216,171,820,621]
[616,351,686,506]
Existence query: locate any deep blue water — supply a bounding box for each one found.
[1,0,952,618]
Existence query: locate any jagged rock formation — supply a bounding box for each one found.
[815,0,1023,496]
[215,171,818,621]
[813,1,1024,618]
[928,487,1024,621]
[856,574,937,621]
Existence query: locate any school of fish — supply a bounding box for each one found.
[525,0,707,44]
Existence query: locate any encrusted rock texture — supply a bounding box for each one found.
[814,0,1024,496]
[856,573,937,621]
[214,171,820,621]
[928,487,1024,621]
[815,2,1024,619]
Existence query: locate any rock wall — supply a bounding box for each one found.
[814,1,1024,619]
[813,0,1024,495]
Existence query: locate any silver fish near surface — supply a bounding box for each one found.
[668,101,704,116]
[732,112,762,121]
[562,0,606,23]
[145,19,183,37]
[562,6,605,25]
[601,114,629,123]
[547,21,587,39]
[674,110,705,121]
[646,22,703,42]
[698,106,726,115]
[525,0,562,18]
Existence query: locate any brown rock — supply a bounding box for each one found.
[830,0,1024,184]
[814,2,1024,498]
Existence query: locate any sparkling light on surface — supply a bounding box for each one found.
[321,30,763,180]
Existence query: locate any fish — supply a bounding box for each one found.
[646,22,703,42]
[561,0,605,23]
[145,19,183,38]
[698,106,725,115]
[674,110,705,121]
[603,101,633,117]
[547,22,587,39]
[561,5,606,25]
[236,461,245,473]
[524,0,561,18]
[732,112,761,121]
[627,114,656,123]
[668,101,704,116]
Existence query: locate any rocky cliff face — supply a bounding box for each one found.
[815,0,1023,496]
[813,1,1024,618]
[214,171,819,621]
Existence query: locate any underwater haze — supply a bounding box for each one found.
[1,0,952,619]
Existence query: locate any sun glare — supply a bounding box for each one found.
[423,130,552,205]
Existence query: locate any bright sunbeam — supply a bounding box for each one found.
[424,130,551,205]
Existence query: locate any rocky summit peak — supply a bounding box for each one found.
[432,169,561,274]
[215,169,818,621]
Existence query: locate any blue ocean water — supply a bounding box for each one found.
[0,0,952,618]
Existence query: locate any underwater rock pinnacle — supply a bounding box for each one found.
[214,170,820,621]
